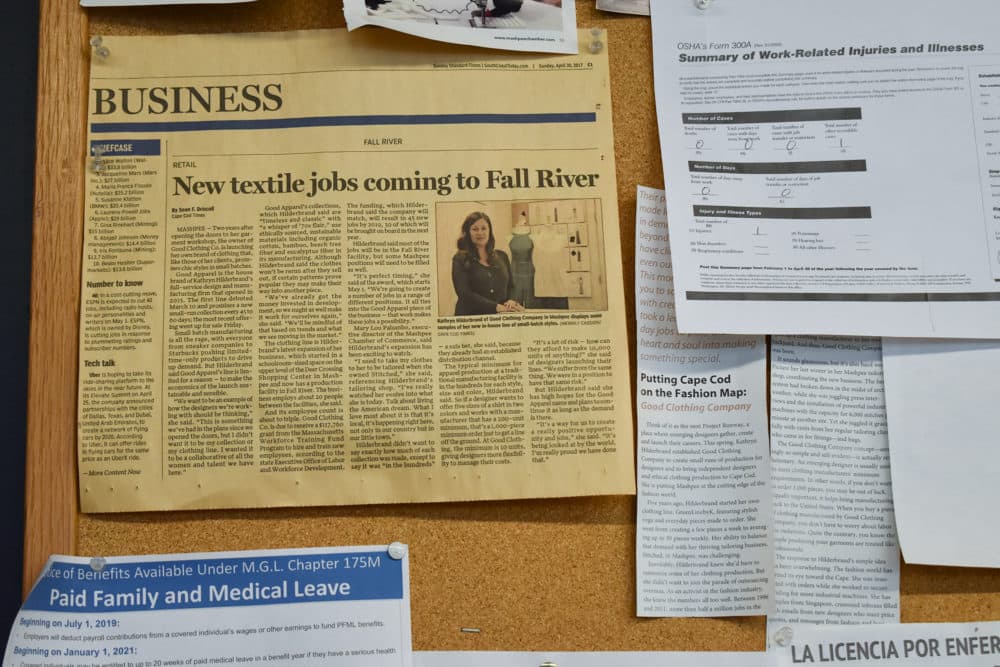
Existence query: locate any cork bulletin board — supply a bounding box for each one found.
[24,0,1000,654]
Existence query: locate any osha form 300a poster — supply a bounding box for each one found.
[652,0,1000,338]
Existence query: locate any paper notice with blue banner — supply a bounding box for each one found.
[4,545,411,667]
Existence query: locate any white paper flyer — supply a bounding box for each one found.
[4,546,411,667]
[650,0,1000,338]
[882,338,1000,568]
[772,621,1000,667]
[596,0,647,16]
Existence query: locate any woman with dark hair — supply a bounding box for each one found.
[452,211,524,316]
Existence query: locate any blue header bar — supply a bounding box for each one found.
[24,551,401,613]
[90,112,597,134]
[90,139,161,156]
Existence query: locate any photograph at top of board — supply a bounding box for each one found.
[344,0,579,54]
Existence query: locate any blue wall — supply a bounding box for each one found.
[0,0,37,635]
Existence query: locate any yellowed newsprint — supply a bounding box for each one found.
[78,29,634,512]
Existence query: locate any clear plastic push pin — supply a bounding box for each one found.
[694,0,712,9]
[589,28,603,54]
[387,542,407,560]
[90,35,110,61]
[773,626,794,647]
[89,557,107,572]
[89,146,105,174]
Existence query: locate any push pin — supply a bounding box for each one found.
[540,662,558,667]
[89,557,107,572]
[387,542,407,560]
[694,0,711,9]
[89,145,105,174]
[90,35,110,62]
[589,28,603,54]
[773,626,794,647]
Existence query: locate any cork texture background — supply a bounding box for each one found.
[57,0,1000,652]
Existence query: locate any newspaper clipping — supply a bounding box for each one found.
[634,187,772,617]
[79,29,634,512]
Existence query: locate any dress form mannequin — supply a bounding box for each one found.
[509,210,534,308]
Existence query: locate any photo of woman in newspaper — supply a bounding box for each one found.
[451,211,525,315]
[363,0,563,30]
[437,199,610,318]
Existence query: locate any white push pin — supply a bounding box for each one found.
[89,146,105,174]
[694,0,711,9]
[89,557,107,572]
[589,28,603,54]
[387,542,407,560]
[773,626,794,647]
[90,35,110,62]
